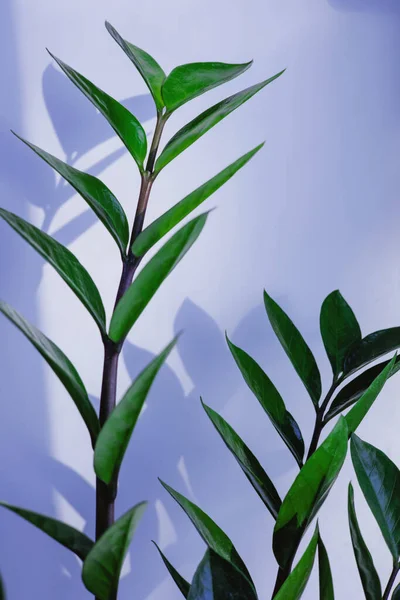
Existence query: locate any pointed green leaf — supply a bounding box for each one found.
[155,71,284,173]
[351,435,400,560]
[0,301,99,447]
[393,583,400,599]
[348,483,382,600]
[0,502,93,561]
[0,209,106,333]
[109,213,208,342]
[320,290,361,378]
[187,549,257,600]
[318,535,335,600]
[202,400,282,519]
[153,542,190,598]
[95,337,178,484]
[226,335,304,467]
[48,51,147,169]
[82,502,146,600]
[132,144,263,257]
[105,21,166,112]
[344,328,400,377]
[264,291,322,407]
[274,526,319,600]
[14,133,129,254]
[273,418,348,570]
[162,61,252,112]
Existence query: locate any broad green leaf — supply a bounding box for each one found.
[162,61,252,112]
[273,418,348,570]
[155,71,284,173]
[318,535,335,600]
[82,502,146,600]
[0,301,99,447]
[320,290,361,378]
[264,291,322,407]
[344,328,400,377]
[202,400,282,519]
[14,133,129,254]
[94,337,178,484]
[325,356,400,423]
[105,21,166,111]
[0,501,93,561]
[226,335,304,467]
[274,526,319,600]
[0,209,106,333]
[132,144,263,257]
[351,435,400,560]
[159,480,254,589]
[348,483,382,600]
[0,573,4,600]
[48,51,147,169]
[344,356,395,436]
[187,549,258,600]
[153,542,190,598]
[109,213,208,342]
[393,583,400,599]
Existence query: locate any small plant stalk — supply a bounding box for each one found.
[383,562,400,600]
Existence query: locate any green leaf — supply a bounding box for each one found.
[94,337,178,484]
[348,483,382,600]
[159,480,254,589]
[187,549,258,600]
[132,144,263,257]
[155,71,284,173]
[344,328,400,377]
[393,583,400,599]
[48,51,147,170]
[344,355,395,436]
[0,573,4,600]
[325,356,400,423]
[0,208,106,333]
[153,542,190,598]
[351,434,400,560]
[274,526,319,600]
[162,61,252,112]
[105,21,166,112]
[0,301,99,447]
[318,535,335,600]
[14,133,129,255]
[264,291,322,407]
[82,502,146,600]
[320,290,361,378]
[109,212,208,342]
[202,400,282,519]
[0,501,93,561]
[226,335,304,468]
[273,418,348,570]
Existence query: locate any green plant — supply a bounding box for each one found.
[0,22,284,600]
[159,290,400,598]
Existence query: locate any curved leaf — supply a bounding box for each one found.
[105,21,166,111]
[0,502,93,561]
[202,400,281,519]
[226,335,304,467]
[82,502,146,600]
[348,483,381,600]
[318,535,335,600]
[351,434,400,560]
[0,208,106,333]
[264,291,321,407]
[393,583,400,599]
[344,328,400,377]
[94,337,178,484]
[132,144,263,257]
[320,290,361,378]
[155,71,284,173]
[273,418,348,570]
[162,61,252,112]
[48,51,147,169]
[109,212,208,342]
[0,301,99,447]
[153,542,190,598]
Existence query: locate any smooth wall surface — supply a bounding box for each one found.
[0,1,399,598]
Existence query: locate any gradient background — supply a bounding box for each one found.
[1,1,400,598]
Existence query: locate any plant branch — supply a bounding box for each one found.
[306,375,342,460]
[383,562,399,600]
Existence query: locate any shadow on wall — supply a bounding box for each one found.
[328,0,400,13]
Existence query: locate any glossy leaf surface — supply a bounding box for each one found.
[226,335,304,467]
[109,213,208,342]
[392,583,400,599]
[153,542,190,598]
[344,328,400,376]
[264,291,322,407]
[202,400,282,519]
[318,535,335,600]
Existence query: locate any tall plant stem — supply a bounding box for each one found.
[383,562,400,600]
